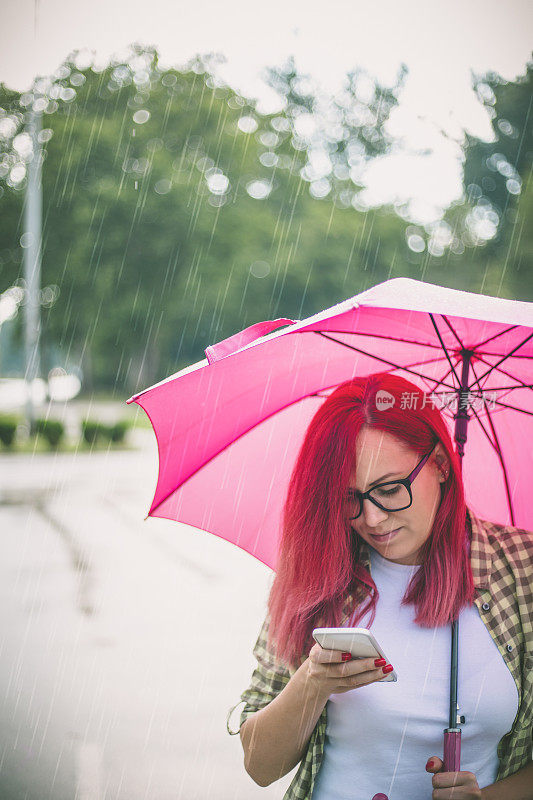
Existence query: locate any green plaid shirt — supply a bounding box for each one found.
[227,508,533,798]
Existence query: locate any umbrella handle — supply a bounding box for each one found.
[205,318,296,363]
[368,730,461,800]
[443,728,461,772]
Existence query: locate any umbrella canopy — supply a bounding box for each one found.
[126,278,533,570]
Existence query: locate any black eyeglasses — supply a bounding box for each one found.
[344,444,437,521]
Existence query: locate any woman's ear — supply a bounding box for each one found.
[434,445,450,482]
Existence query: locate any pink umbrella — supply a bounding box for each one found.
[126,277,533,786]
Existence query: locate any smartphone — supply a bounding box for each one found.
[312,627,398,682]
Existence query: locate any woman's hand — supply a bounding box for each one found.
[304,643,393,699]
[426,756,481,799]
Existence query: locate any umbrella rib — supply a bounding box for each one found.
[314,332,457,390]
[480,399,533,417]
[465,353,533,394]
[428,314,462,387]
[439,315,465,350]
[468,382,516,525]
[474,332,533,385]
[473,324,520,350]
[308,328,532,359]
[313,329,446,350]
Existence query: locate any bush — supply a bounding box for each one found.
[109,419,130,443]
[81,419,104,444]
[0,414,20,448]
[35,418,65,448]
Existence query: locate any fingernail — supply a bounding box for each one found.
[341,652,352,661]
[382,664,393,674]
[426,759,435,769]
[374,658,386,667]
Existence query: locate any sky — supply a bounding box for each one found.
[1,0,532,224]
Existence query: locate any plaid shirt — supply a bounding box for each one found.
[227,508,533,798]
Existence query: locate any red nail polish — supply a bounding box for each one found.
[382,664,393,674]
[341,652,352,661]
[374,658,386,667]
[426,759,435,769]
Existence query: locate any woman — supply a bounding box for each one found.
[227,373,533,800]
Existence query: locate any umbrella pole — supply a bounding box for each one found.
[443,349,473,772]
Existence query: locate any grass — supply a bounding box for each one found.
[0,436,139,455]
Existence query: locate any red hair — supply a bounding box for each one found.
[267,372,476,669]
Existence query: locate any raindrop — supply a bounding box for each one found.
[9,164,26,185]
[20,232,33,248]
[476,83,496,105]
[292,135,307,151]
[496,160,514,178]
[0,117,18,139]
[246,179,272,199]
[333,164,350,180]
[449,238,465,255]
[481,176,496,192]
[351,193,369,212]
[293,113,316,139]
[466,184,482,202]
[162,74,177,87]
[196,156,215,173]
[259,131,279,148]
[146,138,164,152]
[154,179,172,194]
[427,241,445,257]
[40,285,60,306]
[38,128,54,143]
[250,260,270,278]
[270,116,290,132]
[407,234,425,253]
[238,116,258,134]
[259,152,278,167]
[133,109,150,124]
[133,71,150,86]
[60,87,76,102]
[206,172,229,194]
[33,97,48,113]
[496,118,515,137]
[227,95,246,109]
[506,178,521,195]
[19,92,34,107]
[70,72,86,87]
[207,194,227,207]
[309,178,331,199]
[12,132,33,158]
[54,65,71,80]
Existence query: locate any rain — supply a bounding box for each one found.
[0,1,532,798]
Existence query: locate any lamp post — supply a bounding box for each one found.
[23,97,42,436]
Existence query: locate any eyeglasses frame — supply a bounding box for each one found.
[346,443,438,521]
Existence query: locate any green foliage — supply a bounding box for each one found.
[81,419,104,444]
[100,419,131,443]
[0,44,531,401]
[0,414,20,447]
[35,417,65,448]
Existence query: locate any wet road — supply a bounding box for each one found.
[0,425,293,799]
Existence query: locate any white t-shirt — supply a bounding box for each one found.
[310,546,519,800]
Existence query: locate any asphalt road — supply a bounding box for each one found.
[0,420,295,799]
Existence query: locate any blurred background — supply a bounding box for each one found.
[0,1,532,797]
